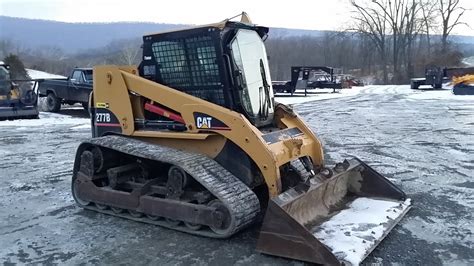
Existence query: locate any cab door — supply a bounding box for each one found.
[68,70,83,102]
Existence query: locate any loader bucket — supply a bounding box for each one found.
[256,158,411,265]
[0,106,39,120]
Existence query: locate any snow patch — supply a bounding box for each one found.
[9,181,37,192]
[401,216,472,245]
[71,124,91,130]
[275,87,362,105]
[0,112,89,128]
[313,198,411,265]
[0,147,11,156]
[27,69,66,80]
[462,56,474,67]
[407,88,474,101]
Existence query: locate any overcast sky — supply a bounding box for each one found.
[1,0,473,35]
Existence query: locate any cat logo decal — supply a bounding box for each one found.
[193,113,230,130]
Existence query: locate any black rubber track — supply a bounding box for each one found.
[72,135,261,238]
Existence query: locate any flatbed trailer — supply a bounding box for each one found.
[273,66,342,96]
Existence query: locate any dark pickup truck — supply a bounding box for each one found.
[38,68,92,112]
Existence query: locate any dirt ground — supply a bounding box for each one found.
[0,86,472,265]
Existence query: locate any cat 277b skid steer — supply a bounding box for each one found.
[71,13,411,265]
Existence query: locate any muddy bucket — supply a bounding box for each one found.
[256,158,411,265]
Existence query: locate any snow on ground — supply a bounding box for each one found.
[275,87,362,105]
[276,84,474,105]
[0,111,89,129]
[27,69,66,80]
[71,124,91,130]
[296,84,473,265]
[0,84,472,265]
[374,83,474,101]
[408,87,474,100]
[313,198,411,265]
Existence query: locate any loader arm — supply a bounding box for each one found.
[92,66,325,197]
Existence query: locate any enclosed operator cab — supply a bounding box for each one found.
[139,20,274,128]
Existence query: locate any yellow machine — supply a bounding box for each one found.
[452,74,474,85]
[0,62,39,120]
[71,13,411,265]
[452,75,474,95]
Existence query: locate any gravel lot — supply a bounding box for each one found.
[0,86,472,265]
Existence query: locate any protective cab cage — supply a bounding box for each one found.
[138,22,270,126]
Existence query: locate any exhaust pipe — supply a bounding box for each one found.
[256,158,411,265]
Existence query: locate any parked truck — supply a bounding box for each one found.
[38,68,92,112]
[411,66,474,90]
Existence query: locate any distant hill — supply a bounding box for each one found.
[0,16,325,53]
[0,16,184,52]
[1,15,473,54]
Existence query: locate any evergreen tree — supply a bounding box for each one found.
[3,54,30,80]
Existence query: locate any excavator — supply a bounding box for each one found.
[71,13,411,265]
[0,62,39,120]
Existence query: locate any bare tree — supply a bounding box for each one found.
[351,0,389,83]
[439,0,467,52]
[372,0,403,81]
[372,0,423,82]
[419,0,439,56]
[119,42,141,65]
[400,1,418,80]
[358,34,377,75]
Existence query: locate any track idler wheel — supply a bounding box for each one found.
[207,200,232,235]
[72,150,94,207]
[72,178,91,207]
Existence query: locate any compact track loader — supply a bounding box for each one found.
[71,13,411,265]
[0,62,39,120]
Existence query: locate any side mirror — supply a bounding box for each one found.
[70,78,76,83]
[234,70,244,90]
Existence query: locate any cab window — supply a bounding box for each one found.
[71,71,82,82]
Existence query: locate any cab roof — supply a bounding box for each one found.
[143,12,268,38]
